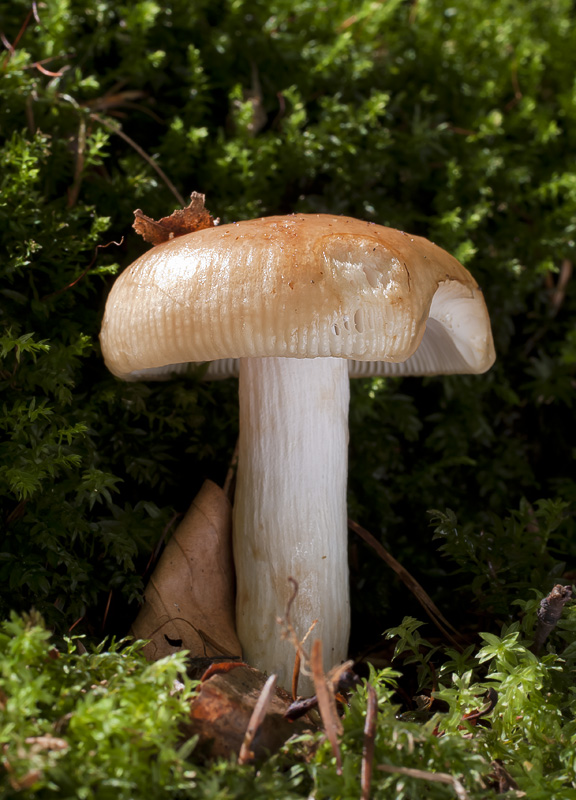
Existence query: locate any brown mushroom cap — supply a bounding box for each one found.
[100,214,495,379]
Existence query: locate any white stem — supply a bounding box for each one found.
[234,356,350,694]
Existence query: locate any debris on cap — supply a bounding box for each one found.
[133,191,216,246]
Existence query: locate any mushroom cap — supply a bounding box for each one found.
[100,214,495,379]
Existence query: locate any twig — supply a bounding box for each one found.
[199,660,247,682]
[524,259,573,355]
[284,661,357,721]
[1,8,33,68]
[90,113,185,205]
[550,259,573,316]
[278,577,317,689]
[238,673,278,764]
[101,589,113,632]
[41,237,124,301]
[348,519,462,650]
[377,764,470,800]
[488,760,520,792]
[311,640,343,774]
[361,684,378,800]
[504,63,523,112]
[25,94,36,135]
[532,584,572,654]
[34,62,65,77]
[291,650,301,701]
[67,117,86,208]
[284,577,301,639]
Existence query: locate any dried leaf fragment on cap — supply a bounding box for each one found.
[133,191,216,246]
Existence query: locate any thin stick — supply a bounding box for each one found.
[2,8,33,67]
[311,640,342,774]
[489,760,520,792]
[291,650,301,701]
[91,113,185,206]
[238,673,277,764]
[68,616,84,632]
[101,590,113,631]
[67,117,86,208]
[349,519,462,650]
[377,764,470,800]
[550,258,573,316]
[41,237,124,301]
[34,62,65,77]
[361,684,378,800]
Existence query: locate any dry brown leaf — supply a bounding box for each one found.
[133,191,215,246]
[131,480,241,662]
[182,664,316,761]
[311,640,343,774]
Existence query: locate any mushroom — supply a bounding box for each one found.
[100,214,495,693]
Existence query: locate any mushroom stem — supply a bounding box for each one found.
[234,356,351,694]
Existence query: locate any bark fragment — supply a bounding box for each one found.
[182,664,315,760]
